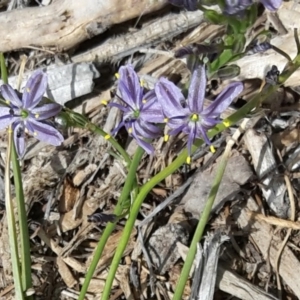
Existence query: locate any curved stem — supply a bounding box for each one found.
[78,147,144,300]
[87,122,131,166]
[99,65,299,298]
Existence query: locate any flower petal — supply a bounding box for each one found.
[117,81,138,110]
[202,82,243,117]
[260,0,281,10]
[129,125,154,154]
[1,84,22,107]
[0,107,18,129]
[133,119,161,139]
[155,78,186,119]
[140,90,164,123]
[30,103,62,120]
[187,65,206,113]
[108,102,129,113]
[224,0,252,14]
[200,116,220,128]
[118,65,143,109]
[111,120,126,136]
[187,122,197,157]
[13,122,26,158]
[22,70,48,109]
[197,123,211,145]
[26,118,64,146]
[168,123,188,136]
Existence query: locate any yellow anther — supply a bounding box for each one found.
[210,145,216,153]
[5,100,10,105]
[105,134,111,140]
[101,100,108,106]
[164,117,169,123]
[33,131,38,136]
[142,99,147,104]
[186,156,191,164]
[35,114,39,119]
[26,87,30,93]
[164,134,169,142]
[115,73,120,79]
[128,127,133,134]
[191,114,198,121]
[140,79,145,87]
[7,128,13,134]
[223,119,230,128]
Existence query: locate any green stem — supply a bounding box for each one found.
[78,147,144,300]
[11,143,33,297]
[99,54,300,299]
[0,53,8,83]
[5,128,25,300]
[1,53,28,299]
[173,150,228,300]
[173,155,228,300]
[86,122,131,167]
[173,117,248,300]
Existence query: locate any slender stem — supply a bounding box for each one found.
[78,147,144,300]
[87,122,131,167]
[294,29,300,55]
[173,119,249,300]
[5,127,25,300]
[1,53,25,299]
[0,53,8,83]
[99,54,300,299]
[11,143,33,296]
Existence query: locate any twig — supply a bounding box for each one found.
[274,149,296,300]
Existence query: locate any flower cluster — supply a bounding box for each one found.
[109,65,164,154]
[167,0,282,13]
[0,70,64,158]
[111,64,243,163]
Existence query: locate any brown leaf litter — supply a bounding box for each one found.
[1,1,300,300]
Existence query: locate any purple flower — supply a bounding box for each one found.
[224,0,281,14]
[0,70,64,158]
[155,65,243,162]
[110,65,164,154]
[168,0,198,11]
[260,0,281,10]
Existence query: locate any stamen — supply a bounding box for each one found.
[223,119,230,127]
[164,134,169,142]
[115,73,120,79]
[6,100,10,105]
[210,145,216,153]
[186,156,191,164]
[35,114,39,119]
[142,99,147,104]
[191,114,198,121]
[101,100,108,106]
[128,127,133,134]
[33,131,38,136]
[105,134,111,140]
[26,87,30,93]
[164,117,169,123]
[140,79,145,87]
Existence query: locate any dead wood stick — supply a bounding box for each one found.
[0,0,167,52]
[72,10,204,63]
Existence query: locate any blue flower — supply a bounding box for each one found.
[168,0,198,11]
[155,65,243,163]
[110,65,164,154]
[224,0,281,15]
[0,70,64,158]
